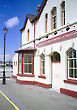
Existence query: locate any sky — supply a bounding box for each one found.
[0,0,43,61]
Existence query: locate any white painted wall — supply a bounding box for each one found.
[13,0,77,92]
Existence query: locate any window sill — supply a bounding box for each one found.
[38,75,46,79]
[17,74,35,77]
[64,79,77,85]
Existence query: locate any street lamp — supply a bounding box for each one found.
[2,27,8,84]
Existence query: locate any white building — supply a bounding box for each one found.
[13,0,77,98]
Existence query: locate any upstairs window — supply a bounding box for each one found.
[45,13,48,33]
[27,29,30,41]
[61,1,65,26]
[67,49,77,79]
[40,54,45,75]
[51,7,57,30]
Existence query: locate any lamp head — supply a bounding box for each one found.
[3,27,8,36]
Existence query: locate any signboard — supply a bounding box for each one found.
[36,30,77,47]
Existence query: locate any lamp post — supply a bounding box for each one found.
[2,27,8,84]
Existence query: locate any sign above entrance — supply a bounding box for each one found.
[36,30,77,47]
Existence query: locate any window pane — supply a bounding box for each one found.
[29,64,32,73]
[69,59,73,68]
[69,69,73,77]
[43,62,45,67]
[75,69,77,78]
[72,49,76,58]
[19,63,22,73]
[68,50,72,58]
[43,68,45,74]
[23,54,27,63]
[27,54,32,63]
[19,54,22,63]
[23,64,27,73]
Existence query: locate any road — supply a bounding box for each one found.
[0,78,77,110]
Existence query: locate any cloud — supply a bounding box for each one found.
[0,49,13,61]
[5,16,19,28]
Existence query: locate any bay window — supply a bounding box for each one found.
[23,54,32,74]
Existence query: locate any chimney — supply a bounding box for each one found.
[36,5,40,15]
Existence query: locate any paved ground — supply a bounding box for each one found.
[0,78,77,110]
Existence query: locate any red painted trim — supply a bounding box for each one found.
[22,54,23,74]
[16,79,34,85]
[34,81,52,88]
[36,0,47,19]
[60,88,77,98]
[64,79,77,85]
[36,30,77,47]
[32,55,34,75]
[17,74,35,77]
[67,54,68,79]
[12,75,17,79]
[51,57,52,84]
[38,75,46,79]
[34,22,35,49]
[18,54,19,74]
[16,79,52,88]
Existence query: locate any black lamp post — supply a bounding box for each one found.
[2,27,8,84]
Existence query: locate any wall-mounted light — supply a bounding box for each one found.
[33,40,35,43]
[38,38,41,40]
[66,26,70,31]
[54,31,57,35]
[45,35,49,38]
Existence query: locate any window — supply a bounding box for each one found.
[45,13,48,33]
[28,29,30,41]
[23,54,32,73]
[19,54,22,73]
[51,7,57,30]
[51,52,60,62]
[67,49,77,79]
[61,1,65,26]
[40,54,45,74]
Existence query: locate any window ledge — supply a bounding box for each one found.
[17,74,35,77]
[38,75,46,79]
[64,79,77,85]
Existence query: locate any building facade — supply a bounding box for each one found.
[13,0,77,98]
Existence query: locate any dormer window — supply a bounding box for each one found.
[45,13,48,33]
[28,29,30,41]
[51,7,57,30]
[61,1,65,26]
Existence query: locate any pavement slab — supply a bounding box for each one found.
[0,78,77,110]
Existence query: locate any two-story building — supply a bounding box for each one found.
[13,0,77,98]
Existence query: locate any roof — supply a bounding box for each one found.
[20,0,47,31]
[20,14,36,31]
[15,46,37,53]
